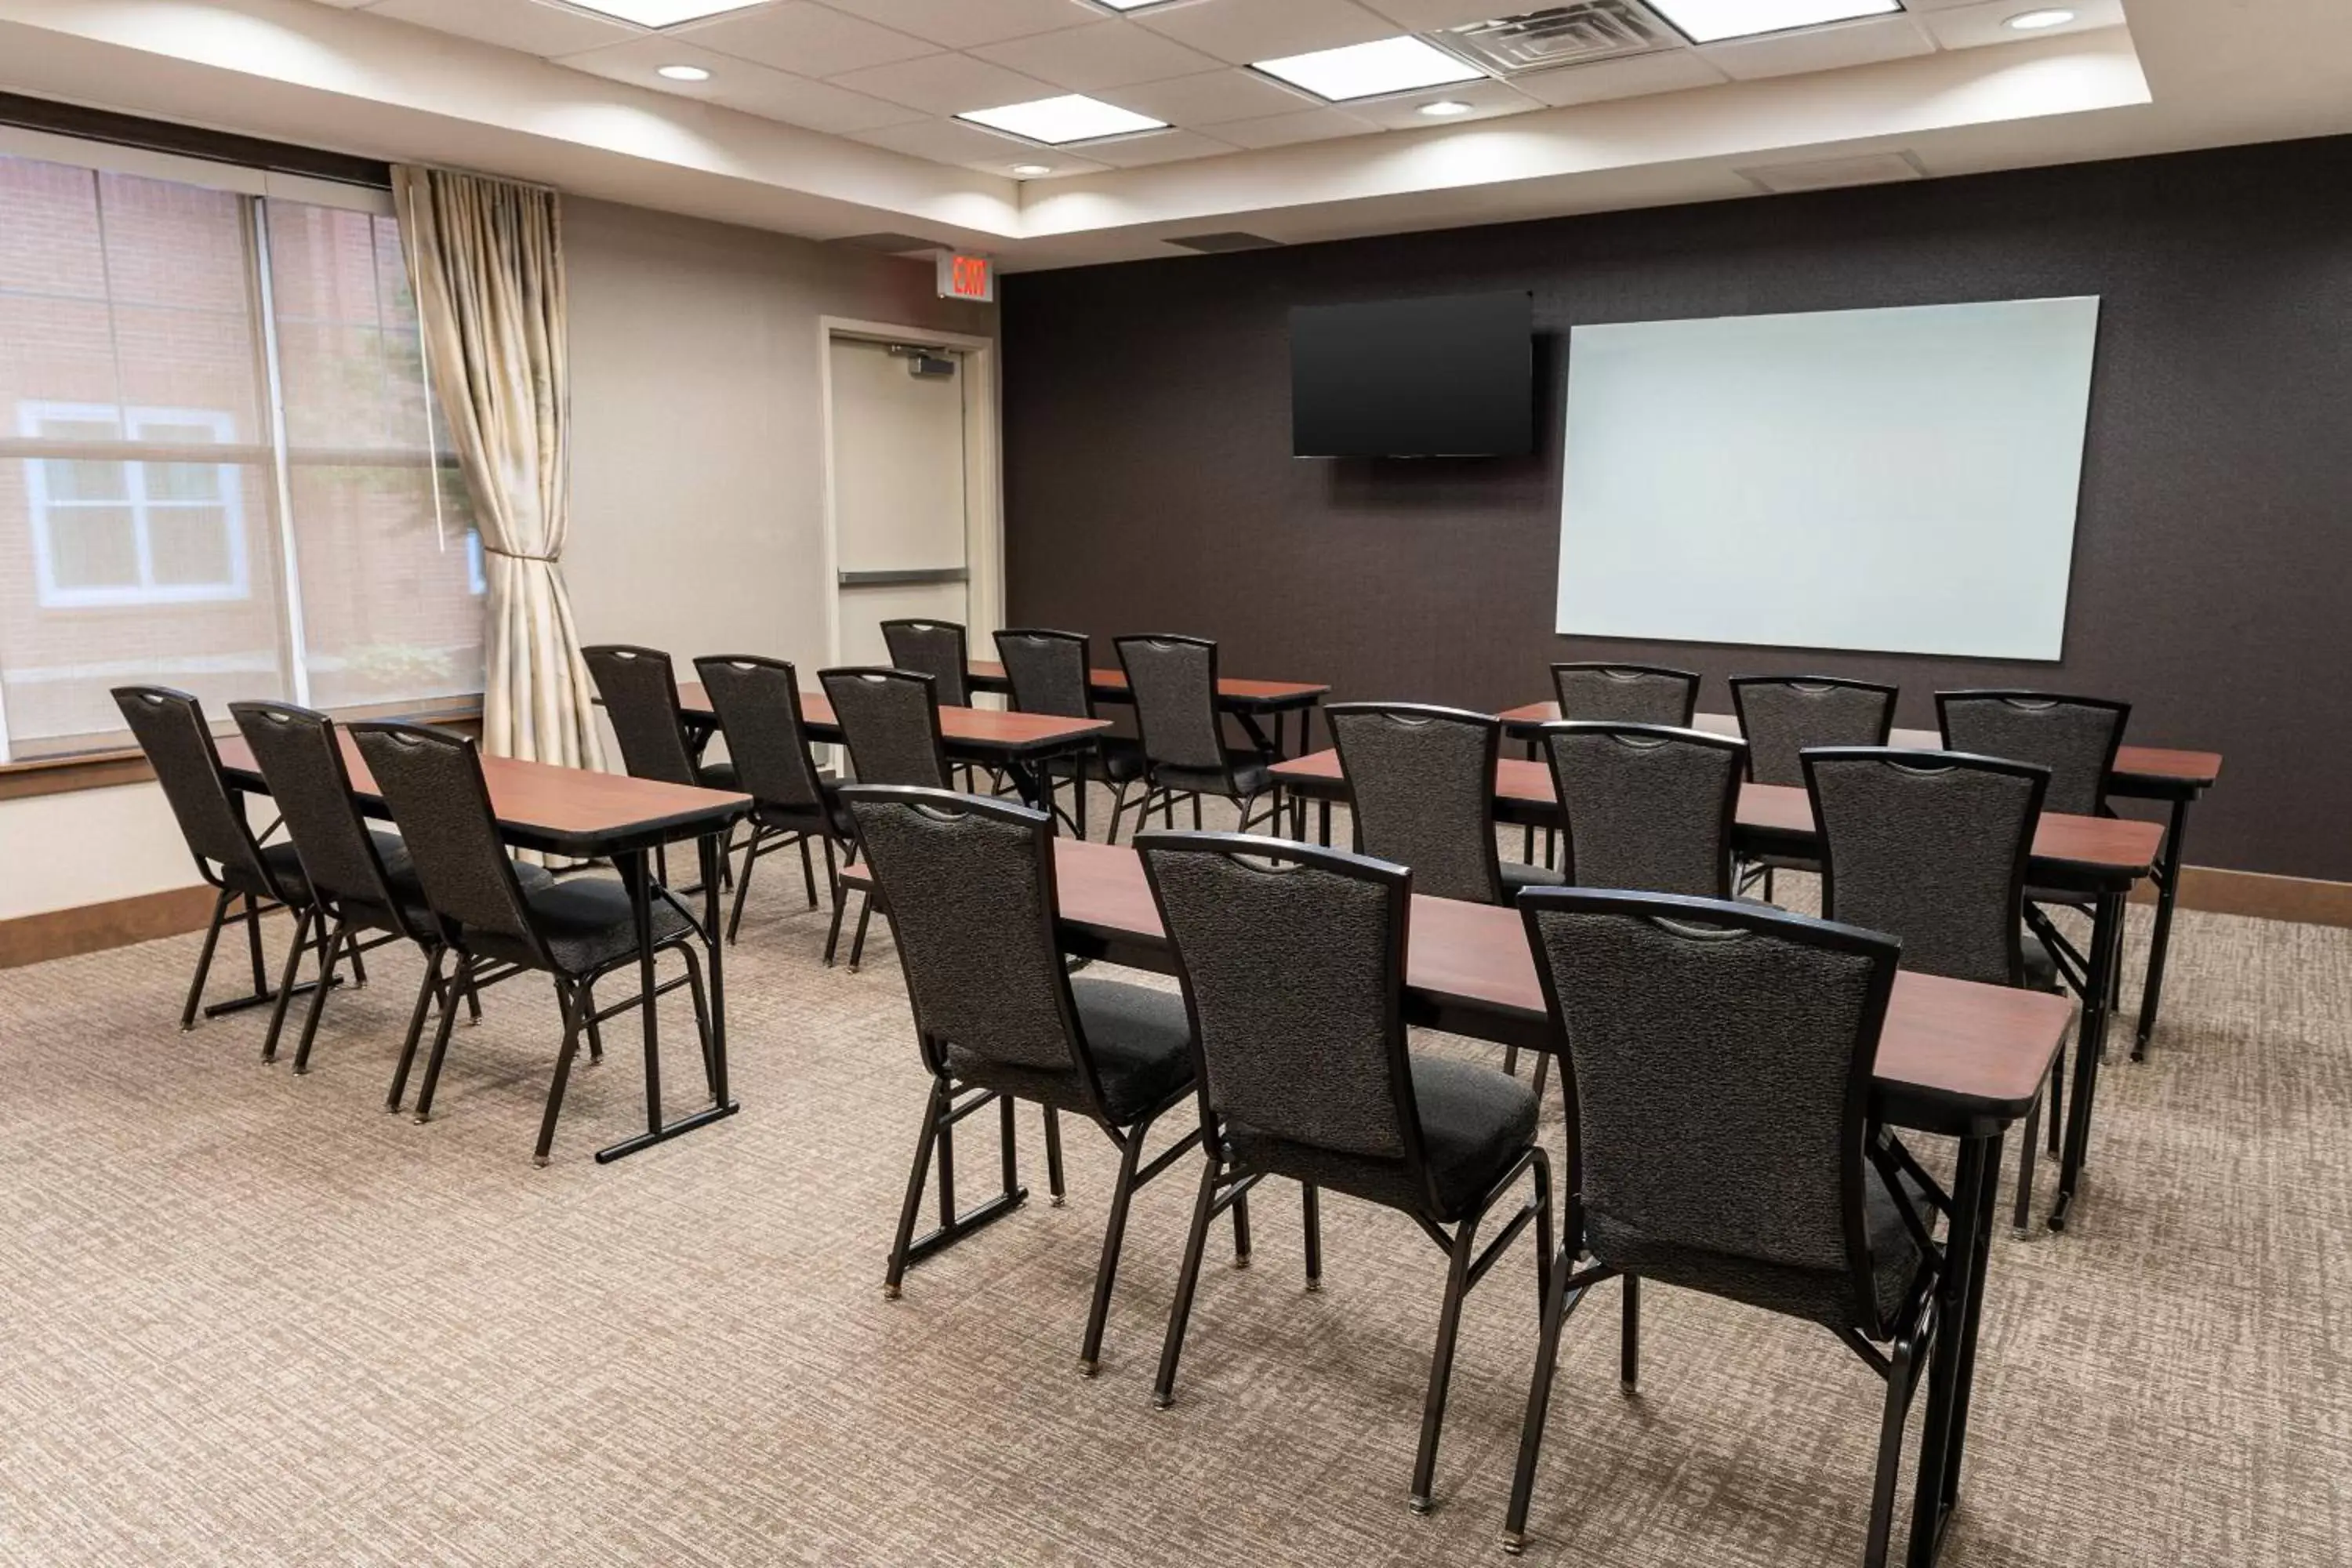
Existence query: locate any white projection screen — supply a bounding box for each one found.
[1555,297,2100,661]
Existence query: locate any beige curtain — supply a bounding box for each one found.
[392,165,602,773]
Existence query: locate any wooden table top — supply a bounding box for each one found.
[1495,702,2223,789]
[217,732,749,856]
[673,682,1111,754]
[1269,750,2162,880]
[1030,838,2068,1134]
[966,660,1329,706]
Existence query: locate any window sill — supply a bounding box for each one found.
[0,697,485,803]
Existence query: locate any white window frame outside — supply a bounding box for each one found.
[20,401,251,609]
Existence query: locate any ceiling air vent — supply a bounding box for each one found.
[1443,2,1680,74]
[1737,152,1926,194]
[1164,231,1283,253]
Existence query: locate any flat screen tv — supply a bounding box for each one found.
[1290,291,1534,458]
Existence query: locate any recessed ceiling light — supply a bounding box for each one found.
[956,95,1167,146]
[1011,163,1053,176]
[2005,8,2077,29]
[1646,0,1900,45]
[1253,37,1484,103]
[1418,99,1475,118]
[656,64,712,82]
[561,0,768,26]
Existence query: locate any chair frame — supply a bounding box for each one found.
[691,655,850,948]
[1729,675,1899,779]
[583,643,736,890]
[1548,662,1701,727]
[1136,829,1553,1515]
[847,785,1205,1373]
[1326,700,1508,905]
[1504,887,1947,1564]
[1537,720,1748,898]
[816,666,953,971]
[349,722,714,1165]
[879,618,975,707]
[993,626,1109,840]
[1112,634,1283,841]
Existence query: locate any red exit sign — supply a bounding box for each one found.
[937,251,994,303]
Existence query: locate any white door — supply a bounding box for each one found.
[828,336,973,673]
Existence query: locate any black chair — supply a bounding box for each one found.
[1112,635,1281,841]
[114,684,308,1033]
[1804,746,2065,1234]
[880,619,993,793]
[1138,831,1551,1515]
[818,666,952,969]
[1540,722,1746,898]
[583,644,737,887]
[1507,888,1944,1566]
[993,627,1145,839]
[348,722,713,1164]
[1730,675,1898,900]
[848,785,1201,1374]
[230,701,514,1073]
[692,655,850,946]
[1549,662,1700,727]
[1936,690,2132,1020]
[1328,702,1559,904]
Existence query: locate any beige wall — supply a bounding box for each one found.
[0,196,997,922]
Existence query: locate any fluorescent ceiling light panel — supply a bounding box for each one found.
[1253,36,1485,103]
[1646,0,1902,45]
[1091,1,1183,9]
[563,0,769,25]
[956,94,1168,145]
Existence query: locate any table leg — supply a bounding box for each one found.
[1317,797,1332,848]
[1004,757,1047,811]
[2133,797,2190,1061]
[596,842,739,1163]
[699,829,731,1110]
[2048,890,2122,1231]
[1906,1131,2002,1567]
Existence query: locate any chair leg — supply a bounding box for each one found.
[410,962,469,1123]
[534,982,586,1167]
[1044,1106,1066,1206]
[2046,1037,2065,1156]
[1504,1043,1519,1078]
[260,906,316,1064]
[1231,1181,1253,1267]
[180,887,234,1032]
[2013,1083,2042,1236]
[799,833,818,908]
[242,893,267,996]
[884,1080,951,1299]
[459,961,484,1026]
[1191,792,1203,829]
[1531,1049,1551,1103]
[1410,1212,1486,1514]
[678,942,716,1098]
[291,913,349,1075]
[848,895,874,972]
[1864,1327,1926,1568]
[1079,1115,1153,1376]
[1152,1158,1224,1410]
[388,946,445,1112]
[341,925,368,989]
[725,826,764,945]
[1621,1275,1641,1392]
[823,884,851,967]
[1105,779,1129,844]
[1302,1182,1322,1292]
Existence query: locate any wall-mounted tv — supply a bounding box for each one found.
[1290,291,1534,459]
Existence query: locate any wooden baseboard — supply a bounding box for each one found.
[2134,865,2352,928]
[0,884,220,969]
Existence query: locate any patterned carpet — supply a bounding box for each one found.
[1,810,2346,1566]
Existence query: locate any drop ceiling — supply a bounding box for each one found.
[0,0,2347,271]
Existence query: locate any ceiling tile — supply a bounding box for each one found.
[848,115,1054,164]
[554,35,747,95]
[1341,75,1544,129]
[1076,127,1240,165]
[969,20,1223,90]
[1510,46,1729,106]
[1130,0,1402,67]
[362,0,641,56]
[825,52,1061,114]
[1210,105,1383,148]
[1700,14,1935,79]
[1915,0,2125,49]
[710,70,935,130]
[812,0,1099,50]
[1101,67,1316,125]
[1356,0,1528,28]
[670,2,942,75]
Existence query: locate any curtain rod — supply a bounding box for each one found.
[0,90,391,190]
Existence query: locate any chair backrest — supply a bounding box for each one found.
[583,644,699,787]
[1551,662,1700,728]
[1327,702,1503,904]
[1519,887,1900,1331]
[1115,634,1228,772]
[844,786,1100,1092]
[1730,676,1898,786]
[1803,747,2049,989]
[348,723,543,958]
[880,619,971,707]
[229,701,408,928]
[1936,690,2129,817]
[1138,833,1421,1173]
[692,655,828,815]
[993,628,1096,720]
[112,684,276,892]
[1542,722,1745,898]
[818,666,950,789]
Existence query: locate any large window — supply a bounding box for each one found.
[0,141,481,762]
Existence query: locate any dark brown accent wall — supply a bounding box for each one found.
[1002,135,2352,880]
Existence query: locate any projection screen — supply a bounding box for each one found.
[1555,297,2100,661]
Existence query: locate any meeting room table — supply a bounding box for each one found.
[963,659,1330,758]
[1270,746,2159,1234]
[216,732,751,1164]
[902,835,2070,1567]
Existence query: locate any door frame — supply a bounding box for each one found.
[817,316,1003,670]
